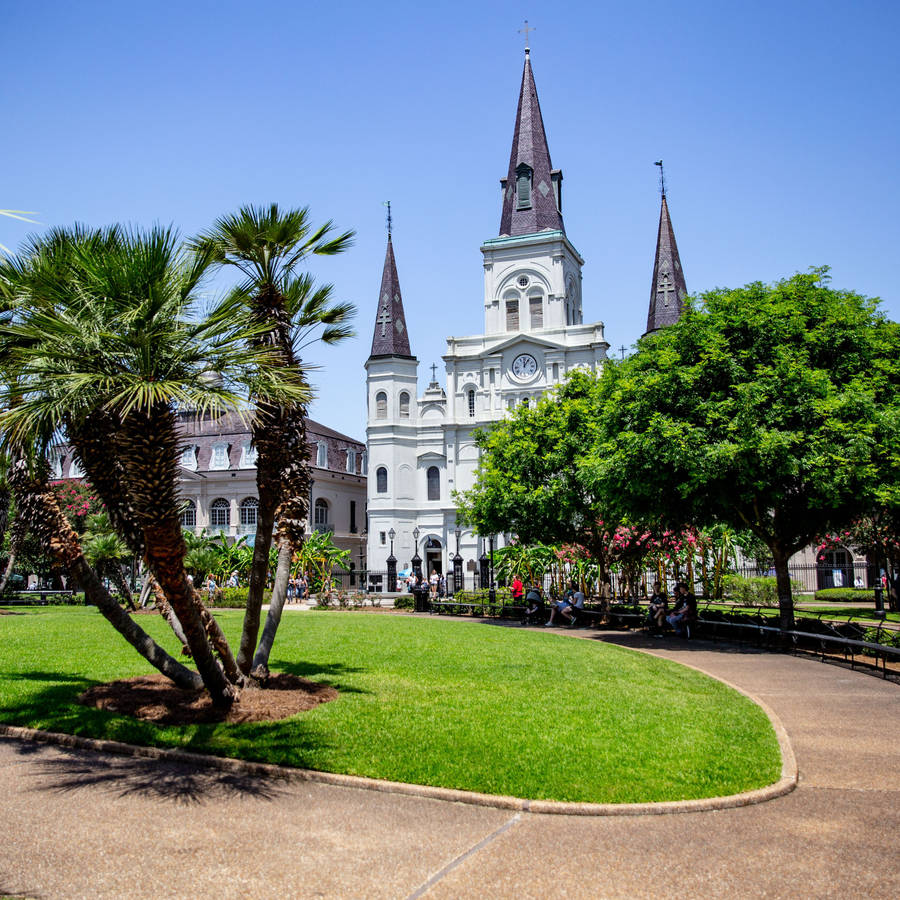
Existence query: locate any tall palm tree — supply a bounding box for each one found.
[0,224,308,707]
[194,204,354,674]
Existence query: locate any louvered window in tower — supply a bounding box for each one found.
[375,391,387,419]
[529,295,543,328]
[399,392,410,418]
[506,298,519,331]
[427,466,440,501]
[376,467,388,494]
[516,164,532,209]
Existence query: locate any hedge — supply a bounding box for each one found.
[814,588,876,602]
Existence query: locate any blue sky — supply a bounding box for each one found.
[3,0,898,440]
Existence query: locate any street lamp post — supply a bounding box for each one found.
[387,527,397,593]
[488,534,496,605]
[453,526,463,596]
[873,545,885,617]
[411,525,422,580]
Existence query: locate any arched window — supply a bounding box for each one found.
[529,294,543,329]
[375,391,387,419]
[399,392,410,418]
[505,296,519,331]
[180,499,196,529]
[239,497,258,531]
[427,466,440,501]
[467,389,476,418]
[314,498,330,531]
[376,466,388,494]
[210,498,230,531]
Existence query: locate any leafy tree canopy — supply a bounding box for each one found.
[583,268,900,623]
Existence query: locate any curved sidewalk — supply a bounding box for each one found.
[1,632,898,899]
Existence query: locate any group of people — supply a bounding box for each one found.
[405,569,447,599]
[646,581,698,636]
[510,574,698,636]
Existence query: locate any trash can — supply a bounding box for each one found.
[414,584,430,613]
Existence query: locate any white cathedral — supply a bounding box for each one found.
[364,47,687,580]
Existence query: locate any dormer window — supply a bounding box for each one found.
[316,441,327,468]
[346,448,357,473]
[210,442,230,471]
[239,442,257,469]
[181,445,198,471]
[515,164,533,210]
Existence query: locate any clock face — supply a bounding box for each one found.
[512,353,538,378]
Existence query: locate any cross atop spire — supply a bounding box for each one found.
[518,19,535,51]
[369,225,413,359]
[498,48,565,238]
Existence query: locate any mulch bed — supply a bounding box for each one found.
[78,672,338,725]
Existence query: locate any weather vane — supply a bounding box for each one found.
[383,200,392,238]
[519,19,534,51]
[654,160,666,198]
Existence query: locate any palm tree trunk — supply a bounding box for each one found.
[8,456,202,690]
[150,579,191,654]
[251,539,293,677]
[142,521,238,707]
[0,551,17,595]
[108,563,137,611]
[236,493,277,673]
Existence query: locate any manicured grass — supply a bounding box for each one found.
[0,607,781,803]
[704,602,899,624]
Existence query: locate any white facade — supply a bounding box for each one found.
[365,233,608,576]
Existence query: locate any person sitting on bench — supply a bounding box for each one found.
[545,582,584,627]
[646,582,668,633]
[666,583,697,637]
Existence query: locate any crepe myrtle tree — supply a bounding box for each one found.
[583,268,900,629]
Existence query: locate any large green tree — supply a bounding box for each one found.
[584,269,900,628]
[456,370,611,564]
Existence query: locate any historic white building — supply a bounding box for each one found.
[365,48,623,578]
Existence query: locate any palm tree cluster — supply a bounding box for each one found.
[0,207,354,708]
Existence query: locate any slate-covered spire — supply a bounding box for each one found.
[499,48,565,237]
[369,234,413,358]
[645,191,688,335]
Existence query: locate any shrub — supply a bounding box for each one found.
[205,588,272,608]
[723,575,800,608]
[814,588,876,603]
[393,594,414,610]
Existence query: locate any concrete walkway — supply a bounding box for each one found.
[1,629,898,899]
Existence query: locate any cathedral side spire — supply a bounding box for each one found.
[369,229,413,358]
[499,48,564,237]
[645,169,687,335]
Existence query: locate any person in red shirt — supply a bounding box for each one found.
[511,575,524,604]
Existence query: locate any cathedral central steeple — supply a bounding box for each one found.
[499,48,565,238]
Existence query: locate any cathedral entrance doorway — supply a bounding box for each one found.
[424,537,443,577]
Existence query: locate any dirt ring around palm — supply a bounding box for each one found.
[78,672,338,725]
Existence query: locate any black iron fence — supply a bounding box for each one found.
[325,561,885,600]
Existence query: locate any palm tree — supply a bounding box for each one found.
[0,224,308,707]
[194,204,354,674]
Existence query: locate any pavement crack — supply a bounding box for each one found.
[405,813,522,899]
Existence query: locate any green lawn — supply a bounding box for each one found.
[0,607,781,804]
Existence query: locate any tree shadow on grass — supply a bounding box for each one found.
[268,658,371,695]
[13,741,288,806]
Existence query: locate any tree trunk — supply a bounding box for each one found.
[138,571,154,608]
[108,562,137,611]
[0,552,17,595]
[150,579,191,654]
[8,457,202,690]
[771,544,795,631]
[250,539,293,677]
[236,496,277,674]
[143,521,238,708]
